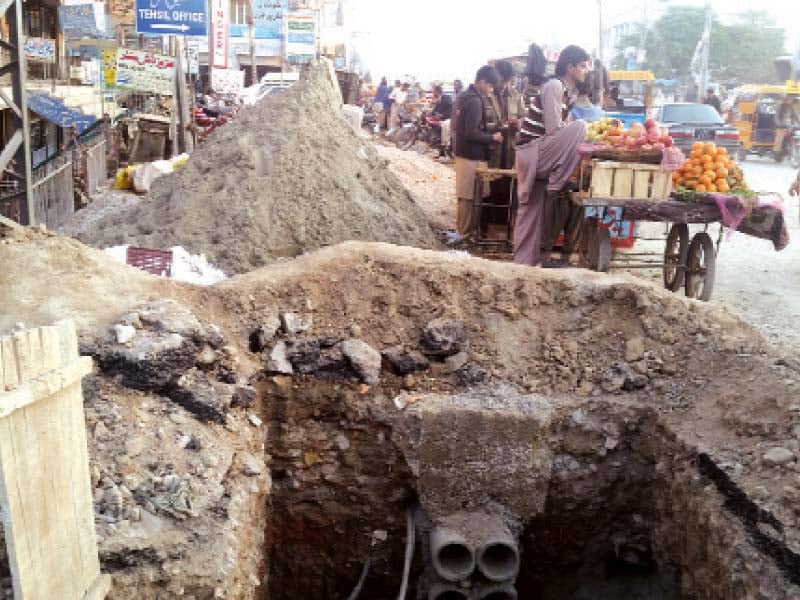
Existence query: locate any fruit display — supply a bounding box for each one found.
[672,142,748,194]
[586,118,675,150]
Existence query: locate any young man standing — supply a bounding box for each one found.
[703,87,721,114]
[453,65,503,238]
[513,45,589,267]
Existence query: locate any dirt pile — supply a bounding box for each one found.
[75,62,439,275]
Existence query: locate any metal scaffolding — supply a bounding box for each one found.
[0,0,34,225]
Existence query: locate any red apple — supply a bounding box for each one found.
[642,144,654,150]
[644,118,657,130]
[647,132,661,144]
[625,137,638,148]
[661,135,674,147]
[652,142,665,151]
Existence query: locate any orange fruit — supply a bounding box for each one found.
[703,170,716,179]
[696,184,707,192]
[715,178,727,188]
[690,150,703,160]
[706,184,717,193]
[716,167,728,178]
[673,173,683,184]
[692,142,704,152]
[693,165,704,176]
[716,147,728,156]
[698,175,711,186]
[717,182,730,193]
[704,142,717,154]
[702,154,713,164]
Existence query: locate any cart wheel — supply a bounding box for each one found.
[685,232,716,302]
[663,223,689,292]
[594,227,612,272]
[736,145,747,162]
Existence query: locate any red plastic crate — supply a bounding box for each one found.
[126,247,173,277]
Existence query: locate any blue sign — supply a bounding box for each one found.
[136,0,207,36]
[253,0,285,39]
[27,93,97,134]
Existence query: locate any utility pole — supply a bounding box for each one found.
[597,0,604,66]
[248,0,257,86]
[700,1,711,95]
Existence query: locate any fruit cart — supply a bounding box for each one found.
[573,150,789,302]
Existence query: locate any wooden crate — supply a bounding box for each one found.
[586,160,673,200]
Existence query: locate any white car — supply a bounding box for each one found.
[241,83,291,106]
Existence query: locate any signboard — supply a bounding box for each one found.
[59,4,99,38]
[253,0,284,38]
[787,80,800,94]
[211,68,244,94]
[285,11,315,64]
[27,93,97,133]
[24,38,56,63]
[115,49,175,95]
[185,42,200,75]
[102,49,117,87]
[135,0,208,36]
[209,0,229,69]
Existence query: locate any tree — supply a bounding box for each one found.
[612,6,786,84]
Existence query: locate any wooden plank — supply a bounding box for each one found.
[633,171,651,199]
[652,172,672,200]
[0,356,93,418]
[612,168,633,198]
[591,166,613,197]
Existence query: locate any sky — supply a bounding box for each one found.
[346,0,800,84]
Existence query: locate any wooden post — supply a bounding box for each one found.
[0,321,111,599]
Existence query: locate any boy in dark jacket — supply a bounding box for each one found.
[453,65,503,237]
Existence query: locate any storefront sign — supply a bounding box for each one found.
[115,49,175,96]
[102,49,117,87]
[285,11,315,64]
[211,68,244,94]
[59,4,99,37]
[253,0,284,38]
[27,93,97,133]
[209,0,229,69]
[24,38,56,63]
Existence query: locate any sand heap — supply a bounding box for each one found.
[77,62,439,275]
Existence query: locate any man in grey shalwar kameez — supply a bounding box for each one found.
[513,45,590,266]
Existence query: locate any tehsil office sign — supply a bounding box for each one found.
[136,0,208,36]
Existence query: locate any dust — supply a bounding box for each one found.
[74,62,440,275]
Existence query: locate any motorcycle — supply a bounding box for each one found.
[395,111,451,156]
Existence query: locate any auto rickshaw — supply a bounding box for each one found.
[733,83,800,162]
[605,70,656,128]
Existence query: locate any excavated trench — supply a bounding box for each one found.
[258,378,797,600]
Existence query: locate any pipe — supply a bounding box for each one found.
[396,508,415,600]
[346,559,370,600]
[430,527,475,582]
[473,583,518,600]
[476,537,519,582]
[428,583,470,600]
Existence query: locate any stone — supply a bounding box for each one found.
[195,344,217,366]
[349,324,363,338]
[624,338,646,362]
[478,285,495,303]
[763,447,796,467]
[420,319,465,357]
[94,421,109,438]
[456,363,487,385]
[445,351,469,372]
[113,324,136,345]
[251,317,282,351]
[403,374,417,390]
[266,342,293,375]
[169,369,232,423]
[335,434,351,451]
[248,414,263,427]
[281,312,313,336]
[241,453,264,477]
[124,437,146,458]
[382,346,429,375]
[285,338,322,373]
[232,385,257,409]
[341,339,382,384]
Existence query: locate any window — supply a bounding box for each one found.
[230,0,249,25]
[661,104,723,124]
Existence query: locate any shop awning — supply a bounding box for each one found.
[26,92,96,133]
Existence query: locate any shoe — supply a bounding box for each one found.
[540,260,573,269]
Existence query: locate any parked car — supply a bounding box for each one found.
[654,102,740,154]
[241,83,292,106]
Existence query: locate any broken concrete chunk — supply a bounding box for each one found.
[266,341,293,375]
[137,299,205,339]
[285,338,322,373]
[420,318,465,357]
[281,312,313,336]
[445,351,469,373]
[382,346,430,375]
[113,324,137,345]
[241,453,264,477]
[195,344,217,367]
[763,447,796,467]
[232,385,258,408]
[624,337,646,363]
[124,437,146,458]
[341,339,382,384]
[456,362,487,385]
[251,316,282,352]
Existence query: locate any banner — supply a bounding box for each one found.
[27,93,97,133]
[209,0,229,69]
[115,49,175,95]
[253,0,284,38]
[102,49,117,87]
[285,11,315,64]
[59,4,99,37]
[211,68,244,94]
[24,38,56,63]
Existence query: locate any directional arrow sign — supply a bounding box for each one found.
[136,0,207,37]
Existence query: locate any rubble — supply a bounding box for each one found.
[341,339,382,384]
[420,318,466,357]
